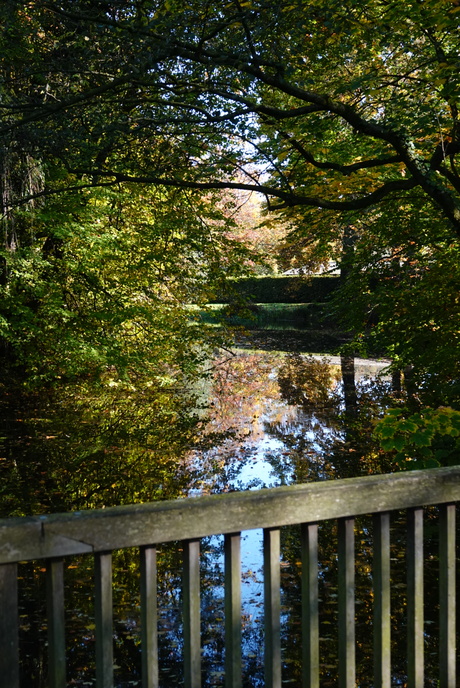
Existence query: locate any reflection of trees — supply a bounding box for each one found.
[0,379,205,517]
[206,353,282,440]
[196,352,394,493]
[3,352,274,686]
[263,355,445,687]
[198,351,412,686]
[268,353,397,484]
[190,353,291,493]
[278,353,342,419]
[9,355,446,688]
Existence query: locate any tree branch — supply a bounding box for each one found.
[60,169,418,212]
[276,130,403,175]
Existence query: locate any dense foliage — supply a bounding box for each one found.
[2,1,459,218]
[0,176,252,513]
[2,0,460,488]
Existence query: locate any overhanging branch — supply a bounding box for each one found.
[33,170,418,213]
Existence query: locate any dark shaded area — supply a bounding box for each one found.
[233,328,349,354]
[211,275,340,304]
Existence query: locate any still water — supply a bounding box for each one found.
[192,351,391,489]
[9,349,444,686]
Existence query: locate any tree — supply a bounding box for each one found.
[2,0,460,460]
[2,0,459,231]
[0,175,255,514]
[1,175,248,377]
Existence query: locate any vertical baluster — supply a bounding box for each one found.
[224,532,242,688]
[0,562,19,688]
[338,516,355,688]
[263,527,281,688]
[373,512,391,688]
[301,523,319,688]
[183,539,201,688]
[46,558,66,688]
[439,503,456,688]
[407,507,423,688]
[140,545,158,688]
[95,551,113,688]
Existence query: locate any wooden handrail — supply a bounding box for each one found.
[1,466,460,564]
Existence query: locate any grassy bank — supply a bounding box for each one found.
[200,302,338,330]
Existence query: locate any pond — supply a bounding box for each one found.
[2,340,447,687]
[191,349,392,491]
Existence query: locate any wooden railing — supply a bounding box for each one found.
[1,466,459,688]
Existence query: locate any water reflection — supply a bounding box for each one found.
[193,350,393,493]
[6,348,446,687]
[181,350,401,688]
[0,373,214,517]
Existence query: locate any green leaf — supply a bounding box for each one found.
[411,430,434,447]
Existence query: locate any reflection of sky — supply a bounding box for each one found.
[233,435,287,488]
[115,352,391,687]
[195,352,390,490]
[192,351,390,678]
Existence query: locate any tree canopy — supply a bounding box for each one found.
[2,0,460,230]
[1,0,460,490]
